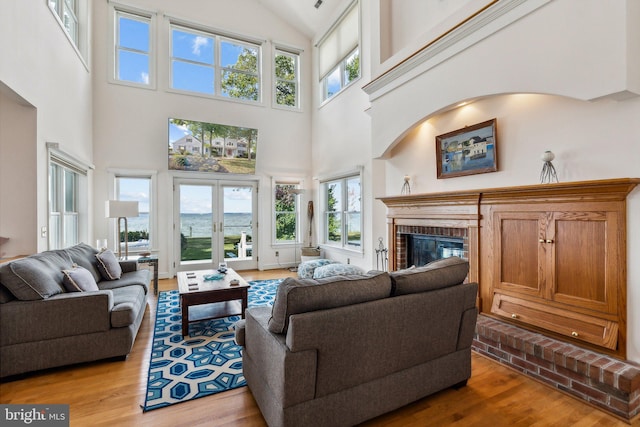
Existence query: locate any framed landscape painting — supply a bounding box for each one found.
[436,118,497,179]
[168,118,258,174]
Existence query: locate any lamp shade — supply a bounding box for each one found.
[106,200,139,218]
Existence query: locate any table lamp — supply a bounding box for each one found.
[106,200,139,259]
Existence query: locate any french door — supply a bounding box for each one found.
[174,178,258,273]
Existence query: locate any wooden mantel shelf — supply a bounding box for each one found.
[379,178,640,206]
[380,177,640,358]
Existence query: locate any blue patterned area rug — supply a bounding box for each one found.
[142,278,281,412]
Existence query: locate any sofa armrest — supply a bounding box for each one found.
[244,306,317,407]
[0,290,114,346]
[234,319,246,346]
[119,260,138,273]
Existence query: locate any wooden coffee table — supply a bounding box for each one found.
[177,268,250,336]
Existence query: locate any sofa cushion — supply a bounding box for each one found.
[62,265,99,292]
[0,251,71,300]
[312,263,365,279]
[98,269,150,294]
[64,242,102,283]
[268,272,392,334]
[0,283,16,303]
[110,285,146,328]
[297,259,336,279]
[390,256,469,296]
[96,250,122,280]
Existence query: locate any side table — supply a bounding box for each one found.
[134,255,159,295]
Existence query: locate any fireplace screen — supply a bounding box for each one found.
[408,235,464,267]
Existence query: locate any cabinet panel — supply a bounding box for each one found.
[493,212,543,297]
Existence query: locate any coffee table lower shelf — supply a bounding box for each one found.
[187,300,243,324]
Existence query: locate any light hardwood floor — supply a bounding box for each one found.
[0,269,636,427]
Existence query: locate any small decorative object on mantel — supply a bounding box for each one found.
[539,150,559,183]
[401,175,411,195]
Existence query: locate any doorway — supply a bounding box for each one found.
[174,179,257,273]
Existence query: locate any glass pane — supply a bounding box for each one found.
[118,50,149,84]
[172,60,214,94]
[326,181,342,212]
[275,53,295,80]
[117,177,150,252]
[326,212,342,243]
[50,164,59,212]
[276,81,296,106]
[223,186,253,260]
[221,42,257,71]
[49,213,61,250]
[344,50,360,85]
[346,212,361,247]
[118,16,149,52]
[180,185,212,261]
[63,213,78,248]
[347,177,360,212]
[325,67,341,100]
[64,170,76,212]
[275,184,296,212]
[172,29,213,64]
[275,213,296,241]
[221,70,258,100]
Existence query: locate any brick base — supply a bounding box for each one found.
[473,315,640,422]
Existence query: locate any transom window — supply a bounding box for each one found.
[115,10,152,86]
[274,48,300,108]
[49,0,78,45]
[170,24,261,102]
[318,2,360,102]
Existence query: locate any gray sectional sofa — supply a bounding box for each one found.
[235,257,478,427]
[0,243,150,378]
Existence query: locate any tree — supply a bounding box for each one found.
[275,185,296,241]
[221,48,259,101]
[345,52,360,83]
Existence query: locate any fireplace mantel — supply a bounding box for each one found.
[380,178,640,357]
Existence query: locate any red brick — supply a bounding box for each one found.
[571,381,608,403]
[556,365,589,384]
[511,356,538,373]
[618,366,640,394]
[525,353,554,370]
[603,362,628,388]
[539,367,570,387]
[576,353,599,376]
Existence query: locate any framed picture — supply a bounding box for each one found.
[168,118,258,174]
[436,118,497,179]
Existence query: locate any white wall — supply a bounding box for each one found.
[91,0,312,276]
[0,0,93,256]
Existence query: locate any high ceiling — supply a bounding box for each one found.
[256,0,346,38]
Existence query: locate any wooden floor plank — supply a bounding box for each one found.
[1,269,635,426]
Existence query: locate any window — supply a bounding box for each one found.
[115,175,153,253]
[318,2,360,102]
[322,174,361,249]
[274,48,300,108]
[114,9,153,86]
[170,24,261,102]
[49,0,78,46]
[109,3,155,88]
[48,156,88,250]
[274,182,300,244]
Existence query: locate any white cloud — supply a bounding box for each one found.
[192,36,209,56]
[140,72,149,84]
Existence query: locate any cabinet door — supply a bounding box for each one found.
[549,211,618,314]
[493,211,546,297]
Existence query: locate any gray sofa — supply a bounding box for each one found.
[0,243,150,378]
[235,257,478,427]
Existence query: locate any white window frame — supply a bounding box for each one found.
[47,144,91,250]
[168,19,263,104]
[108,169,158,254]
[47,0,89,66]
[272,179,303,246]
[317,1,360,104]
[108,2,156,89]
[320,170,362,252]
[273,45,301,110]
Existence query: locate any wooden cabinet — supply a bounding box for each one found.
[488,205,621,349]
[478,179,640,357]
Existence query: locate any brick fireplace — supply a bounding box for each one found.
[395,225,468,269]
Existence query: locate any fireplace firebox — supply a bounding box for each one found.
[407,234,464,267]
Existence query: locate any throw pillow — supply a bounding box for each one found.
[297,259,336,279]
[312,263,365,279]
[62,265,99,292]
[96,250,122,280]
